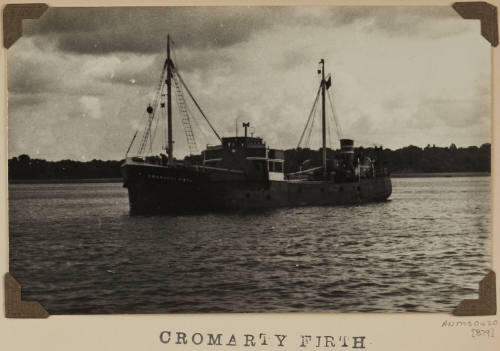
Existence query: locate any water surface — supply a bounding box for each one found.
[9,177,491,313]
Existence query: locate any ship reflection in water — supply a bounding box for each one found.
[9,176,490,314]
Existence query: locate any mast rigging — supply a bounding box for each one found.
[297,85,321,148]
[320,59,327,178]
[297,60,337,175]
[172,71,198,155]
[129,35,221,159]
[175,69,222,142]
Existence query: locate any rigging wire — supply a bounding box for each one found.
[150,83,168,154]
[326,105,332,149]
[138,109,153,155]
[172,71,198,155]
[149,101,162,154]
[138,61,168,154]
[172,39,207,149]
[157,80,167,151]
[327,98,337,148]
[327,87,343,141]
[183,89,212,147]
[304,97,319,148]
[297,84,321,148]
[129,109,149,156]
[161,93,167,150]
[186,100,210,149]
[175,69,222,142]
[129,37,223,157]
[125,131,138,157]
[170,39,180,73]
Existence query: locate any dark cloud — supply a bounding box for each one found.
[8,93,45,107]
[8,54,60,94]
[22,6,466,57]
[24,7,290,54]
[325,6,461,36]
[7,38,148,97]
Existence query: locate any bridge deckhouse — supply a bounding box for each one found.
[202,131,285,181]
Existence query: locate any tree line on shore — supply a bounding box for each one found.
[8,143,490,180]
[285,143,491,174]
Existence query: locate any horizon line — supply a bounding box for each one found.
[8,142,491,163]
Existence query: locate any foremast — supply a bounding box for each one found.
[166,35,173,165]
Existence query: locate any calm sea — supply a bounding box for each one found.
[9,177,491,314]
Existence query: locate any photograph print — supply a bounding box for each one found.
[7,6,492,314]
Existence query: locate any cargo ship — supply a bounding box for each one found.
[121,36,391,214]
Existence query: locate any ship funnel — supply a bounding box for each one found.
[340,138,354,165]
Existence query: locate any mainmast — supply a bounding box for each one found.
[320,59,327,179]
[166,35,173,164]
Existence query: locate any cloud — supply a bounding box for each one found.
[409,97,490,129]
[21,6,469,57]
[7,47,60,94]
[79,96,103,119]
[8,6,490,160]
[8,93,45,107]
[329,6,461,35]
[23,7,290,54]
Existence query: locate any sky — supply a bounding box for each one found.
[7,6,491,161]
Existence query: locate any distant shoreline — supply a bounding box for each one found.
[391,172,490,178]
[9,178,123,184]
[8,172,490,184]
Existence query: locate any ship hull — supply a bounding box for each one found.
[122,163,392,215]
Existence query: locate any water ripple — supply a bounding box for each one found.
[9,177,491,314]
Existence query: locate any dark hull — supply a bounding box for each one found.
[122,163,392,215]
